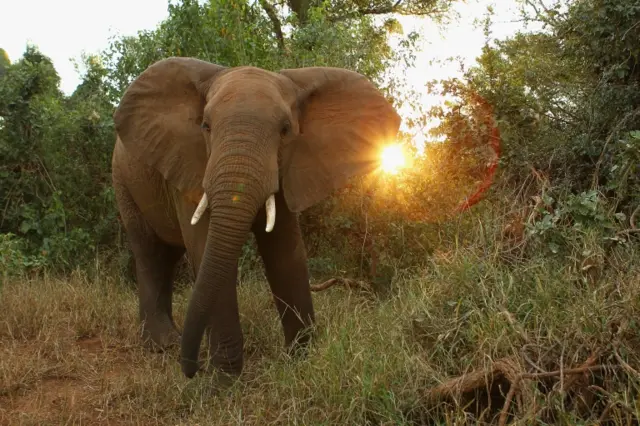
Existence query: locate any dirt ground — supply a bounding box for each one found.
[1,334,162,425]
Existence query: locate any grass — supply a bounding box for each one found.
[1,235,639,425]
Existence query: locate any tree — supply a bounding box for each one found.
[2,0,457,275]
[424,0,640,256]
[0,47,117,272]
[0,48,10,78]
[286,0,454,25]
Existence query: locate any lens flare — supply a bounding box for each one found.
[380,144,406,175]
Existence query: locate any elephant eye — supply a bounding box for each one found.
[280,120,291,138]
[201,121,211,132]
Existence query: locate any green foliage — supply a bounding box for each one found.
[98,0,427,283]
[425,0,640,265]
[0,0,424,276]
[524,189,624,255]
[0,48,10,78]
[0,47,118,272]
[0,233,46,278]
[2,0,637,283]
[101,0,406,100]
[102,0,281,100]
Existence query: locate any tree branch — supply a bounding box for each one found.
[359,0,403,15]
[259,0,286,51]
[329,0,447,23]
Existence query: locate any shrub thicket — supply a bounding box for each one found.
[1,0,638,285]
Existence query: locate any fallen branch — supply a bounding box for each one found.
[418,348,631,425]
[613,346,639,378]
[589,385,638,424]
[424,357,522,405]
[616,204,640,237]
[498,364,610,425]
[309,277,371,292]
[498,349,604,426]
[558,348,603,393]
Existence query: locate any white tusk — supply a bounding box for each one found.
[265,194,276,232]
[190,193,208,225]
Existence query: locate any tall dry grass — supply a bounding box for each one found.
[1,231,638,424]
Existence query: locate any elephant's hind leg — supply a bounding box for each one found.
[115,183,185,351]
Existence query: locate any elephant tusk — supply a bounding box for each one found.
[265,194,276,232]
[190,193,208,225]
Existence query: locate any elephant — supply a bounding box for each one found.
[110,56,401,379]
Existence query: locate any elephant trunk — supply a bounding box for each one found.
[180,145,277,378]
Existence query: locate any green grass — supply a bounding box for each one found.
[1,241,639,425]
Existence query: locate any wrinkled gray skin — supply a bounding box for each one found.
[111,57,401,379]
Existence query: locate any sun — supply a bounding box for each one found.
[380,144,406,175]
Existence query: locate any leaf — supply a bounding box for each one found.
[383,18,403,35]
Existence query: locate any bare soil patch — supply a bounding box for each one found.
[1,334,149,425]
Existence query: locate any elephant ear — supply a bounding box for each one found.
[279,67,401,212]
[113,57,227,197]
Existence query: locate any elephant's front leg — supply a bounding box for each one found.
[133,240,185,350]
[252,191,315,352]
[114,184,185,351]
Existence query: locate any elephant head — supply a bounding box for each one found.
[113,57,401,378]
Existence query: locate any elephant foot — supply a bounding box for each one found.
[287,340,310,359]
[180,356,240,392]
[201,361,241,390]
[141,319,181,352]
[285,325,315,359]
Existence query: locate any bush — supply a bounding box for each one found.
[0,47,118,272]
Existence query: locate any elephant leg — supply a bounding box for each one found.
[115,184,185,350]
[252,191,315,353]
[133,238,185,351]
